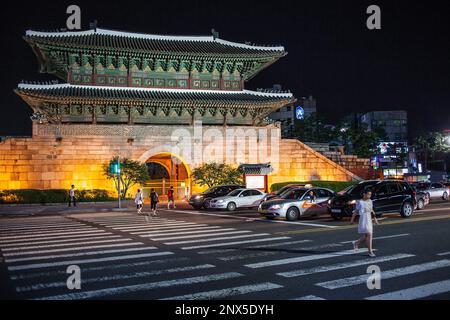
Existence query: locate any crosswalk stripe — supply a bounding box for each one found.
[340,234,410,244]
[3,241,141,257]
[105,221,186,228]
[5,246,155,263]
[35,272,243,300]
[244,249,369,269]
[135,226,224,237]
[8,251,174,271]
[219,251,279,262]
[161,282,283,300]
[0,223,84,231]
[0,231,111,244]
[0,235,122,248]
[182,237,291,250]
[0,229,108,240]
[316,259,450,289]
[16,264,216,292]
[437,252,450,256]
[1,226,94,236]
[135,226,220,236]
[131,225,215,234]
[152,230,252,241]
[366,279,450,300]
[126,223,207,232]
[164,233,270,245]
[197,249,237,255]
[277,253,415,278]
[10,257,189,280]
[248,240,312,249]
[291,295,326,300]
[1,238,131,252]
[110,222,192,229]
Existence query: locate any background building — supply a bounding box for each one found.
[268,87,317,138]
[360,110,408,142]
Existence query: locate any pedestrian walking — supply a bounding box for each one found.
[350,189,379,257]
[135,189,144,215]
[150,188,159,217]
[167,186,176,209]
[68,185,77,207]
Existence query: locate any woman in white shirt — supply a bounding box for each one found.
[350,189,379,257]
[135,189,144,214]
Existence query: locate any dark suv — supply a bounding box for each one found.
[328,180,416,219]
[189,185,245,210]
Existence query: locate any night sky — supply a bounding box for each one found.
[1,0,449,138]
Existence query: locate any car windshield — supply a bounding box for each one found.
[281,189,307,200]
[202,187,220,195]
[228,189,242,197]
[340,182,377,195]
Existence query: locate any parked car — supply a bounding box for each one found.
[262,184,307,202]
[328,180,416,219]
[258,187,335,221]
[415,190,430,210]
[209,188,267,211]
[417,182,449,201]
[188,185,245,209]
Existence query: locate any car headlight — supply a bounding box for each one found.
[195,195,203,199]
[328,199,332,205]
[269,204,282,210]
[217,199,224,203]
[347,200,357,205]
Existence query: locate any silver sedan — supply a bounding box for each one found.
[420,183,450,200]
[258,187,335,221]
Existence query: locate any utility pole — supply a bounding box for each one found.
[117,158,121,209]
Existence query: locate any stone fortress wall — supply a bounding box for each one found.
[0,123,360,194]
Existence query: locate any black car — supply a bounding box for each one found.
[328,180,416,219]
[189,185,245,210]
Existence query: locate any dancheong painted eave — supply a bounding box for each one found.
[24,28,286,56]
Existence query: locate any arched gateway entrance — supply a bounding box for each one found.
[142,153,191,201]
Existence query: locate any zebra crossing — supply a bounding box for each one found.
[1,214,449,300]
[76,213,292,250]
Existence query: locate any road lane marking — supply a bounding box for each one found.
[0,229,108,240]
[160,282,283,300]
[109,222,192,229]
[0,232,112,244]
[197,249,237,255]
[244,249,369,269]
[437,252,450,256]
[1,238,133,252]
[0,226,95,236]
[5,246,155,263]
[0,235,122,248]
[16,264,216,292]
[3,241,142,257]
[0,223,84,231]
[164,233,270,245]
[152,230,251,241]
[291,295,326,300]
[366,279,450,300]
[317,259,450,289]
[135,227,226,237]
[219,252,279,261]
[182,237,291,250]
[35,272,243,300]
[164,210,337,228]
[10,257,189,280]
[277,253,415,278]
[248,240,313,249]
[128,224,210,233]
[340,234,410,244]
[7,251,174,271]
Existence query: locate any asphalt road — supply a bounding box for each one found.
[0,200,449,300]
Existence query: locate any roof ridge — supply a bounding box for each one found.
[25,28,285,52]
[17,82,294,98]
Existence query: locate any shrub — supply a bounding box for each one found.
[0,189,115,205]
[270,181,358,193]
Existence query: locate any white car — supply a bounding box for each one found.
[209,188,267,211]
[421,183,449,200]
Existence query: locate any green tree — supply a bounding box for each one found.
[412,131,450,171]
[103,156,150,198]
[192,163,243,188]
[293,113,334,143]
[335,122,386,158]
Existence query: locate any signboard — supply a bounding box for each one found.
[245,175,266,189]
[295,106,305,120]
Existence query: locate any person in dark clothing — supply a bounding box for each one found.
[167,186,175,209]
[150,188,159,217]
[68,185,77,207]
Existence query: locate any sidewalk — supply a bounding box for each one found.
[0,200,191,217]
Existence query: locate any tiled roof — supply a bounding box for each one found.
[25,28,286,56]
[16,83,293,104]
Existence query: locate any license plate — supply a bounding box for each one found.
[331,209,341,213]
